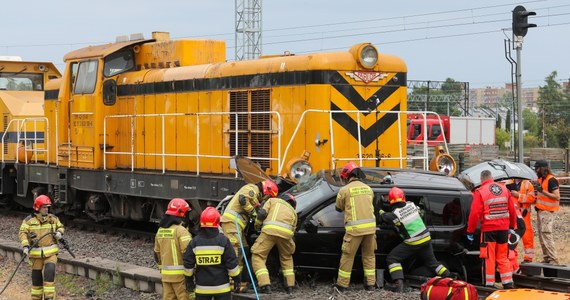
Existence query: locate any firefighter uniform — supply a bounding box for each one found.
[183,227,240,300]
[155,224,192,299]
[335,178,377,289]
[220,183,262,271]
[251,197,297,289]
[467,178,517,287]
[381,200,450,285]
[19,213,64,300]
[535,172,560,264]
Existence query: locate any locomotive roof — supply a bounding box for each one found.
[63,39,153,61]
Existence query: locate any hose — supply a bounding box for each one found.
[0,232,52,295]
[235,217,259,300]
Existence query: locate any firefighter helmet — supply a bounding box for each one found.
[282,193,297,209]
[200,207,220,228]
[261,180,278,197]
[165,198,190,217]
[33,195,52,211]
[388,187,406,205]
[340,162,359,180]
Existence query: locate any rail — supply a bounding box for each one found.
[103,112,282,174]
[0,117,49,164]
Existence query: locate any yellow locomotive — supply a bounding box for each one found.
[0,58,60,201]
[10,32,412,221]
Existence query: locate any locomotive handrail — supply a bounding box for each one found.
[279,109,449,172]
[1,117,49,164]
[103,111,282,175]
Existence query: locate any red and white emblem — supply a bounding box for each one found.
[346,71,387,84]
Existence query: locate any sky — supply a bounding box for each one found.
[2,0,568,88]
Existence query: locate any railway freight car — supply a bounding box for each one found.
[3,32,423,223]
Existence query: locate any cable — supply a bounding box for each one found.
[235,217,259,300]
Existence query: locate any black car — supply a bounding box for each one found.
[223,158,537,283]
[287,168,477,281]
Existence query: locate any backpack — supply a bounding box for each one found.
[420,277,478,300]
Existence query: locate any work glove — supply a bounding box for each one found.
[522,209,528,217]
[22,246,29,257]
[239,194,247,206]
[466,234,474,244]
[378,209,385,215]
[55,231,63,240]
[185,275,195,292]
[232,275,242,293]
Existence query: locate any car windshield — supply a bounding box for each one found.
[285,171,332,212]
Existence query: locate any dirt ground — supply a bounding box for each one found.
[1,206,569,300]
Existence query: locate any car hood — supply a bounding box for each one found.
[458,159,537,190]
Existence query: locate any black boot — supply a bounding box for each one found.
[364,284,376,291]
[386,279,404,293]
[503,283,514,289]
[334,284,347,293]
[259,285,272,294]
[285,286,294,294]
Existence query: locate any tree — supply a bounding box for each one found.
[537,71,568,147]
[496,114,502,130]
[505,110,511,132]
[522,108,538,136]
[496,128,510,151]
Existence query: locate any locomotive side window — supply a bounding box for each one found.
[429,124,442,140]
[0,73,43,91]
[104,49,134,77]
[73,60,98,94]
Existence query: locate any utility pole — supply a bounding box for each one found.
[512,5,536,162]
[235,0,262,61]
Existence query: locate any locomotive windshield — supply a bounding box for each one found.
[103,49,134,77]
[0,72,43,91]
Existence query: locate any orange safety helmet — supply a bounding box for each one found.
[33,195,52,211]
[200,207,221,228]
[261,180,278,197]
[388,187,406,205]
[340,162,359,180]
[281,193,297,209]
[165,198,190,217]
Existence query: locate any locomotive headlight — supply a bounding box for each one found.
[429,146,456,176]
[359,44,378,69]
[288,160,312,182]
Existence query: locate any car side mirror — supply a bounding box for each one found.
[304,219,319,234]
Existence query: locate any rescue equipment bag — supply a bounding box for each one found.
[420,276,478,300]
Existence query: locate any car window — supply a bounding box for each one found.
[426,195,464,226]
[312,202,344,227]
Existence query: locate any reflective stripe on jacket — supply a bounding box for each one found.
[536,174,559,211]
[154,224,192,282]
[261,198,297,239]
[18,213,64,258]
[335,179,376,236]
[518,180,535,208]
[220,184,261,232]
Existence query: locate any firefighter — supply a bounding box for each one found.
[380,187,450,293]
[251,193,298,294]
[18,195,65,300]
[154,198,193,300]
[220,180,278,273]
[184,207,241,300]
[534,160,560,265]
[334,162,377,292]
[507,179,535,262]
[467,170,517,288]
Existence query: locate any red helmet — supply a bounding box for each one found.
[261,180,278,197]
[33,195,52,211]
[281,193,297,209]
[200,207,220,228]
[388,187,406,205]
[165,198,190,217]
[340,162,359,180]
